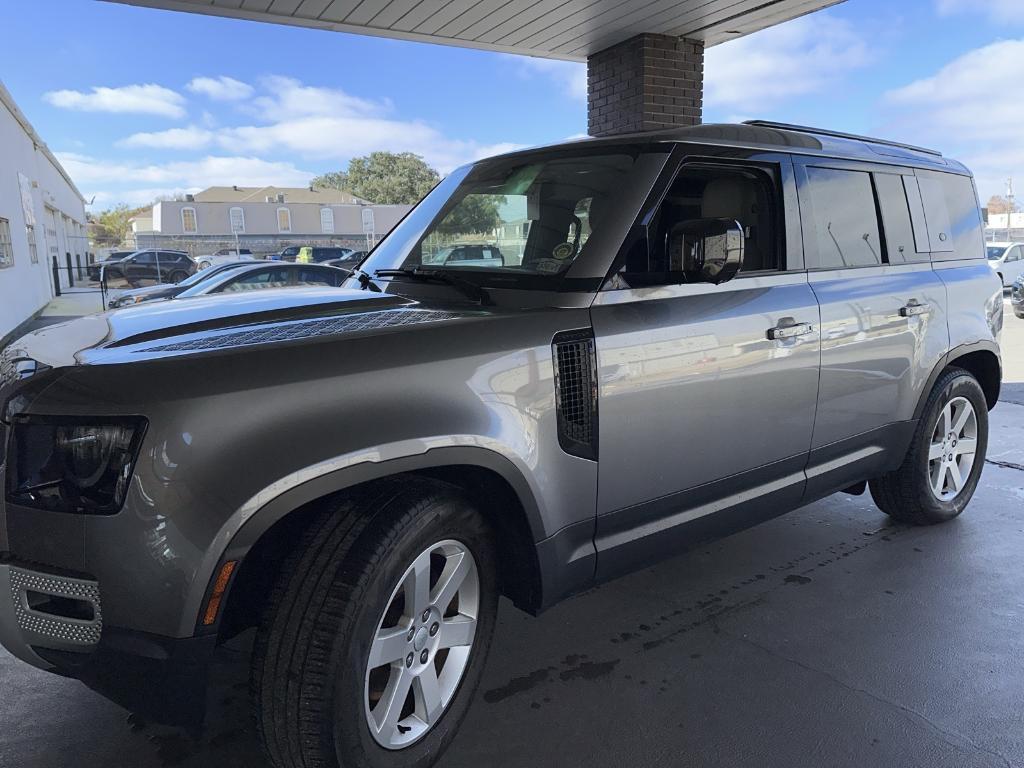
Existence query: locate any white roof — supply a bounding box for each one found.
[103,0,848,61]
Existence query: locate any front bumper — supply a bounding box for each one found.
[0,557,215,727]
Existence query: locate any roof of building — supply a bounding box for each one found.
[193,186,369,204]
[0,79,86,205]
[107,0,846,61]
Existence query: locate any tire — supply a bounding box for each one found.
[870,367,988,525]
[252,478,498,768]
[169,270,188,284]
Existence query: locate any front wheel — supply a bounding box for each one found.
[870,367,988,525]
[252,479,498,768]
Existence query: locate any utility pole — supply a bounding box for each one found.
[1007,178,1015,242]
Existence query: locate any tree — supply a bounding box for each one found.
[436,194,504,236]
[312,152,441,205]
[987,195,1020,215]
[88,204,144,248]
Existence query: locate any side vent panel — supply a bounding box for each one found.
[552,329,599,460]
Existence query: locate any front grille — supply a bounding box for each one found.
[553,330,598,460]
[8,566,102,647]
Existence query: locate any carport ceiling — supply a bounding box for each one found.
[104,0,847,61]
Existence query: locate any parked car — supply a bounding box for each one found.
[97,249,195,286]
[195,248,256,270]
[174,261,348,297]
[294,245,353,263]
[425,243,505,267]
[86,250,135,281]
[270,245,302,262]
[1012,275,1023,318]
[107,261,255,308]
[986,242,1024,288]
[0,121,1004,768]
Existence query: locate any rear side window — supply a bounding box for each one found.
[873,172,928,264]
[804,167,883,268]
[916,171,984,260]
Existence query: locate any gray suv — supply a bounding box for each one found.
[0,122,1004,768]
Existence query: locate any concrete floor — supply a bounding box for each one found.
[2,303,1022,768]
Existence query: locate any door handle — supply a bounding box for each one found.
[900,300,930,318]
[767,322,814,341]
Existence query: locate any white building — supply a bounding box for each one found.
[0,80,87,343]
[985,212,1024,242]
[134,187,411,256]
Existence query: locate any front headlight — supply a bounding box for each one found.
[5,416,147,514]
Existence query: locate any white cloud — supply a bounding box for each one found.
[705,15,871,113]
[56,152,314,207]
[43,84,186,119]
[513,56,587,102]
[247,75,388,121]
[186,76,254,101]
[937,0,1020,24]
[882,39,1024,201]
[113,76,525,174]
[118,125,215,150]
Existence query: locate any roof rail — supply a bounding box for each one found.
[743,120,943,158]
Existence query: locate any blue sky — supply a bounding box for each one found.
[3,0,1021,209]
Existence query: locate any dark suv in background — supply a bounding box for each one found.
[0,122,1003,768]
[95,249,195,286]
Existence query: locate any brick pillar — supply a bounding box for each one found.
[587,33,704,137]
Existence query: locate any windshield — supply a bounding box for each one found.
[357,148,663,290]
[987,246,1007,260]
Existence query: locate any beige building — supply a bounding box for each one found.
[135,187,412,256]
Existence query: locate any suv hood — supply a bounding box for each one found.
[10,288,416,368]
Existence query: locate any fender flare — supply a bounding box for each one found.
[180,444,546,636]
[912,339,1002,422]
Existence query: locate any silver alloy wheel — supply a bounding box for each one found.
[364,539,479,750]
[928,396,979,501]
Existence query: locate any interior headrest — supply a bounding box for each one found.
[701,178,756,221]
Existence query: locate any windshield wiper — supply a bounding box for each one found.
[374,268,490,305]
[351,267,382,293]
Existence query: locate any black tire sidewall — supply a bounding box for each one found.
[331,494,498,768]
[912,371,989,522]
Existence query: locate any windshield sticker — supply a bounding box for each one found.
[535,259,562,274]
[552,242,575,260]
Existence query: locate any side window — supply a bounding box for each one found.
[1009,246,1022,262]
[296,267,337,286]
[220,269,287,292]
[934,172,985,261]
[615,164,780,286]
[915,173,954,254]
[873,172,928,263]
[134,252,155,264]
[804,167,883,268]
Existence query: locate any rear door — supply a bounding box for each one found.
[591,154,821,578]
[794,159,949,500]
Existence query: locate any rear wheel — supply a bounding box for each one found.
[168,270,188,284]
[870,368,988,525]
[252,479,498,768]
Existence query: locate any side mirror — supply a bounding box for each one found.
[668,218,744,285]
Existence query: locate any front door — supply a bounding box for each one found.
[591,155,821,579]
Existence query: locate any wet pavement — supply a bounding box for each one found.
[2,303,1023,768]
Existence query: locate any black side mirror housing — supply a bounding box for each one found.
[668,218,744,285]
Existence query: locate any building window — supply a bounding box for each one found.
[229,206,245,234]
[0,218,13,268]
[181,207,198,234]
[320,207,335,234]
[277,207,292,234]
[26,224,38,264]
